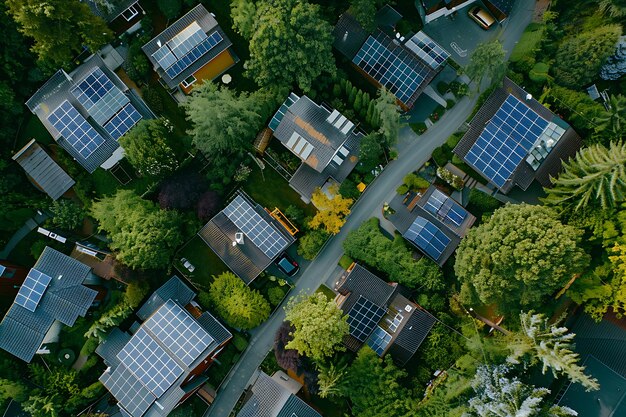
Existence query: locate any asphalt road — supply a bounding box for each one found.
[205,1,535,415]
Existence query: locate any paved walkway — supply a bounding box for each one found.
[0,211,48,259]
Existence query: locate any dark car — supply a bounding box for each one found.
[275,253,299,276]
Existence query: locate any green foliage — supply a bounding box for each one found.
[449,81,469,97]
[598,0,626,17]
[284,205,305,229]
[343,218,445,290]
[421,324,465,370]
[339,178,362,200]
[594,94,626,141]
[545,85,604,136]
[5,0,112,68]
[553,24,622,88]
[244,0,336,93]
[232,334,249,352]
[465,40,507,88]
[157,0,181,19]
[297,229,329,260]
[231,0,257,39]
[0,378,27,407]
[350,0,378,32]
[529,62,550,83]
[510,23,546,63]
[267,285,286,306]
[465,188,502,219]
[284,292,349,361]
[209,272,270,329]
[30,239,48,260]
[91,190,185,269]
[358,132,386,174]
[141,86,163,114]
[375,87,403,148]
[436,167,464,190]
[125,35,151,82]
[317,360,348,399]
[343,347,417,417]
[403,173,430,191]
[456,204,589,314]
[437,81,449,95]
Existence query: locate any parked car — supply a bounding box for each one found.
[468,6,495,30]
[275,253,299,276]
[180,258,195,273]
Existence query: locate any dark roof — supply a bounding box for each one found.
[198,192,295,284]
[336,264,397,312]
[2,400,30,417]
[95,327,131,368]
[142,4,233,89]
[0,247,97,362]
[85,0,139,22]
[136,275,195,321]
[483,0,516,17]
[12,140,75,200]
[453,78,581,194]
[333,13,370,59]
[196,311,232,347]
[276,395,321,417]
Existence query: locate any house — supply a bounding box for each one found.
[84,0,144,33]
[25,54,154,173]
[198,191,296,284]
[388,185,476,266]
[556,312,626,417]
[0,247,99,362]
[334,263,437,366]
[97,276,232,417]
[237,370,322,417]
[0,262,29,309]
[269,93,363,201]
[333,13,441,110]
[453,78,582,194]
[12,140,75,200]
[420,0,514,23]
[142,4,238,96]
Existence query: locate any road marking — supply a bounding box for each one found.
[450,42,467,57]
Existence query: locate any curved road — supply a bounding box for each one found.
[206,2,535,416]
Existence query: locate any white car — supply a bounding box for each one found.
[180,258,195,273]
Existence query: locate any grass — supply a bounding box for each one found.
[338,254,353,270]
[91,163,157,198]
[510,23,546,62]
[316,284,336,301]
[176,235,228,290]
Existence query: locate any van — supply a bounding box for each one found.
[468,6,495,30]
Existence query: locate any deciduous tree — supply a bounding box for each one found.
[208,272,270,329]
[49,200,84,230]
[231,0,256,39]
[119,119,179,179]
[465,40,507,89]
[375,87,403,148]
[309,184,352,234]
[349,0,378,32]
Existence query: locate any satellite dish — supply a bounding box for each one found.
[156,39,162,48]
[235,232,244,244]
[526,93,533,100]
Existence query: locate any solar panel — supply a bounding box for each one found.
[353,32,431,105]
[404,217,451,261]
[424,189,468,227]
[165,31,223,79]
[15,269,52,312]
[144,301,213,367]
[168,22,207,59]
[367,326,392,356]
[117,327,184,398]
[47,100,106,159]
[269,93,298,131]
[347,296,386,342]
[70,68,130,125]
[223,195,288,259]
[464,95,550,188]
[101,366,156,417]
[404,32,450,69]
[103,103,142,140]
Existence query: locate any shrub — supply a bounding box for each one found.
[431,146,450,167]
[30,239,48,260]
[529,62,550,83]
[284,205,305,229]
[436,167,464,190]
[466,188,502,217]
[297,229,329,260]
[410,122,427,135]
[403,173,429,191]
[141,86,163,114]
[449,81,469,97]
[446,133,462,149]
[446,98,455,108]
[268,286,286,306]
[232,334,249,352]
[512,54,536,73]
[437,81,449,94]
[396,183,409,195]
[339,178,361,200]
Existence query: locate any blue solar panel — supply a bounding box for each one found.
[47,100,105,159]
[165,31,223,79]
[353,32,431,105]
[424,189,468,227]
[103,103,142,140]
[367,326,392,356]
[465,95,549,188]
[15,269,52,312]
[405,217,451,261]
[348,296,386,342]
[71,68,130,126]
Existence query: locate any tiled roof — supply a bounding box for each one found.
[332,13,370,59]
[136,276,196,321]
[196,312,232,347]
[0,247,97,362]
[336,264,397,313]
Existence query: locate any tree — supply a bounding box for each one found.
[375,88,403,148]
[284,292,349,361]
[343,347,417,417]
[119,119,179,178]
[5,0,112,68]
[274,321,302,371]
[208,272,270,329]
[0,378,27,407]
[308,184,352,234]
[157,0,181,20]
[231,0,256,39]
[91,190,184,269]
[316,360,348,398]
[598,0,626,17]
[158,172,207,210]
[297,229,330,260]
[465,364,577,417]
[183,82,261,158]
[350,0,378,32]
[244,0,336,93]
[455,204,589,313]
[542,141,626,212]
[553,25,622,88]
[49,200,84,230]
[465,40,507,89]
[358,132,385,174]
[594,94,626,140]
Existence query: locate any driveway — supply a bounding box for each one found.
[205,1,535,416]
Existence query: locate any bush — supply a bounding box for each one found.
[446,98,455,108]
[403,173,429,191]
[141,86,163,114]
[30,239,48,260]
[80,338,100,356]
[436,167,464,190]
[267,286,286,306]
[339,178,362,200]
[512,54,536,73]
[232,334,249,352]
[529,62,550,83]
[446,133,462,149]
[430,105,445,121]
[410,122,427,135]
[431,146,450,167]
[339,254,354,270]
[158,0,181,19]
[437,81,449,95]
[396,183,409,195]
[466,188,502,217]
[297,229,329,260]
[449,81,469,97]
[284,205,305,229]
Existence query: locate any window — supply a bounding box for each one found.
[181,75,197,89]
[388,313,404,332]
[121,5,140,21]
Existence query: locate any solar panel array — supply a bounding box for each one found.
[152,21,224,80]
[15,269,52,312]
[71,68,130,126]
[143,301,213,367]
[404,217,451,261]
[103,103,142,140]
[348,296,386,342]
[102,366,156,417]
[353,32,431,105]
[117,327,184,398]
[47,100,105,159]
[424,189,468,227]
[269,93,298,131]
[367,326,392,356]
[465,95,549,188]
[404,32,450,69]
[223,195,289,259]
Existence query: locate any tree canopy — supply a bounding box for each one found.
[594,94,626,140]
[465,40,507,88]
[309,184,352,234]
[243,0,336,93]
[455,204,589,313]
[48,200,84,230]
[375,87,403,148]
[284,292,349,361]
[119,119,179,179]
[91,190,185,270]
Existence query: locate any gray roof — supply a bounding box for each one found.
[142,4,234,89]
[84,0,139,22]
[386,296,437,366]
[238,372,321,417]
[0,247,97,362]
[333,13,370,60]
[196,312,232,347]
[96,327,131,368]
[484,0,515,17]
[12,140,75,200]
[136,275,195,321]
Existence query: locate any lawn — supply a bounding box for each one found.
[316,284,336,301]
[510,23,546,63]
[176,235,228,290]
[91,162,158,198]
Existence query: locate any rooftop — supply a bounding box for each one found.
[84,0,139,22]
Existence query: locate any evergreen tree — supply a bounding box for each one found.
[594,94,626,140]
[375,87,403,148]
[316,360,348,398]
[208,272,270,329]
[465,40,507,89]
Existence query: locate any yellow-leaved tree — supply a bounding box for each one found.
[309,184,352,234]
